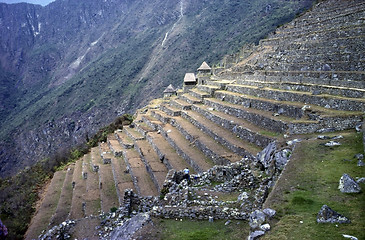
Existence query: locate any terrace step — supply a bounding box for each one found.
[26,171,67,240]
[169,98,192,110]
[160,104,181,117]
[152,109,242,165]
[276,6,365,35]
[122,146,159,196]
[143,113,215,173]
[124,126,145,141]
[190,101,276,147]
[274,16,365,39]
[180,93,203,104]
[108,135,124,157]
[69,159,87,219]
[134,139,169,192]
[234,79,365,99]
[212,87,362,122]
[231,73,365,91]
[261,25,365,46]
[254,70,365,87]
[188,88,211,100]
[105,135,135,202]
[50,165,75,226]
[134,119,156,137]
[204,79,235,89]
[95,145,119,213]
[145,130,193,172]
[180,108,262,158]
[225,84,365,112]
[204,92,293,134]
[196,84,220,95]
[115,130,134,149]
[83,153,101,216]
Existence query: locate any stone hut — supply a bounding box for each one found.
[163,84,177,99]
[183,73,197,93]
[197,61,212,85]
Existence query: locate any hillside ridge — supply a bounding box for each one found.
[0,0,315,178]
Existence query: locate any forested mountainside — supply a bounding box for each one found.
[0,0,314,177]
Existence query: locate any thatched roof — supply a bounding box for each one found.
[163,84,176,93]
[184,73,196,83]
[197,61,211,71]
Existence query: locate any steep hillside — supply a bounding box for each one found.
[0,0,314,177]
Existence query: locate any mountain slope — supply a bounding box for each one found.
[0,0,314,177]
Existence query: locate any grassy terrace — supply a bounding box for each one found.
[263,130,365,240]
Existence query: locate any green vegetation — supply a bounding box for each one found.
[158,219,250,240]
[263,131,365,240]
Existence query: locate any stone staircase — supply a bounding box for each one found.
[26,0,364,238]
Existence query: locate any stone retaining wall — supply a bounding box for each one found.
[180,110,255,159]
[226,85,365,112]
[192,104,273,148]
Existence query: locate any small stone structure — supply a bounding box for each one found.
[163,84,177,99]
[183,73,197,93]
[197,61,212,85]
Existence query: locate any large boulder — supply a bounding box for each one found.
[249,210,266,229]
[256,142,276,169]
[317,205,350,224]
[338,173,361,193]
[110,213,151,240]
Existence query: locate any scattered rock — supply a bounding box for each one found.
[354,153,364,160]
[317,205,350,224]
[260,223,271,232]
[343,234,358,240]
[301,105,311,111]
[355,123,362,132]
[263,208,276,219]
[249,210,266,229]
[332,135,343,140]
[324,141,341,147]
[286,139,301,146]
[356,177,365,184]
[225,220,231,226]
[318,135,330,140]
[318,128,336,133]
[237,192,249,201]
[338,173,361,193]
[248,230,265,240]
[358,160,365,167]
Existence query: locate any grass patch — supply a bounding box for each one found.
[159,219,249,240]
[259,130,281,137]
[263,130,365,240]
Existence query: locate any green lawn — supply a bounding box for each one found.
[263,130,365,240]
[159,219,249,240]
